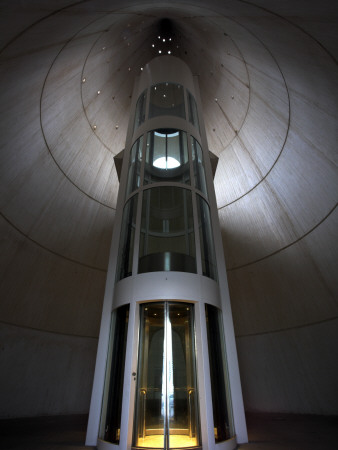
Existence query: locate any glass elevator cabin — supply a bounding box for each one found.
[86,55,248,450]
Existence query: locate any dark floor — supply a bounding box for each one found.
[0,412,337,449]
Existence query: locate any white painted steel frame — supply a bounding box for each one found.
[86,56,247,449]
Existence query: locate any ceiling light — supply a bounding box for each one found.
[153,156,180,169]
[168,51,171,54]
[82,78,86,83]
[158,50,162,54]
[97,90,101,94]
[163,38,165,42]
[152,44,155,47]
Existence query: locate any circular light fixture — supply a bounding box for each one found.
[153,156,180,169]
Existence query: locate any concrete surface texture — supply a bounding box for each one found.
[0,0,337,422]
[0,413,337,450]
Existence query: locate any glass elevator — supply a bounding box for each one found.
[86,55,247,450]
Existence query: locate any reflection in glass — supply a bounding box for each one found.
[192,137,208,198]
[149,83,185,119]
[144,129,190,185]
[196,196,217,280]
[126,136,143,197]
[187,91,199,131]
[100,304,129,444]
[116,195,137,280]
[139,187,196,274]
[134,89,147,132]
[133,302,200,449]
[205,304,233,442]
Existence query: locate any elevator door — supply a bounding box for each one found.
[133,302,200,449]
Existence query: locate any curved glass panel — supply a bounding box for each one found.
[100,304,129,444]
[196,195,217,280]
[134,89,147,132]
[192,137,208,198]
[139,187,196,274]
[205,304,233,442]
[144,129,190,185]
[116,195,137,281]
[187,90,200,131]
[133,302,200,448]
[126,136,143,197]
[149,83,185,119]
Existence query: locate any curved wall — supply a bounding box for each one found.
[0,0,337,418]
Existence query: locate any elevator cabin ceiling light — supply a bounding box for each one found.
[153,156,180,169]
[153,131,180,169]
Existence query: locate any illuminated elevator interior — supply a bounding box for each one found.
[134,302,199,449]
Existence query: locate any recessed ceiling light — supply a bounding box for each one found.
[158,50,162,54]
[152,44,155,47]
[97,90,101,94]
[93,125,97,130]
[168,51,171,54]
[82,78,86,83]
[163,38,165,42]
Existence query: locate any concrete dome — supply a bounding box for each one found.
[0,0,337,418]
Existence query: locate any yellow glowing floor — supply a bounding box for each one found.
[136,434,198,448]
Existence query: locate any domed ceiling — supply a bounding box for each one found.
[0,0,337,417]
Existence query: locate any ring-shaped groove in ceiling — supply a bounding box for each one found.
[0,0,337,274]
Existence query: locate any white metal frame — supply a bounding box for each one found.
[86,55,247,450]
